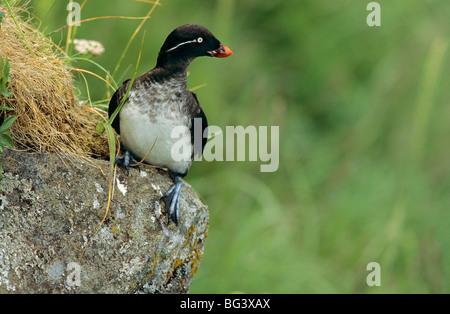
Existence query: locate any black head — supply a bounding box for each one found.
[157,24,232,68]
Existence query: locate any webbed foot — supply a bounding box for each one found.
[115,150,140,175]
[162,176,183,225]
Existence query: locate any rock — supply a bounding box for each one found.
[0,149,209,293]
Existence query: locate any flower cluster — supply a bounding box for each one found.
[72,39,105,56]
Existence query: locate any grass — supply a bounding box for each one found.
[3,0,35,58]
[20,0,450,293]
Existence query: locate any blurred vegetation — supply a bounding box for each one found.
[18,0,450,293]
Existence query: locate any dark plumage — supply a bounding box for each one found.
[108,24,232,224]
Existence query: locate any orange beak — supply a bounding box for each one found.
[209,44,233,58]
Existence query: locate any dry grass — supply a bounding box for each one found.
[0,5,109,158]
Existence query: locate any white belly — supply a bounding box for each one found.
[119,100,193,175]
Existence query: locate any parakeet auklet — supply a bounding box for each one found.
[108,24,232,225]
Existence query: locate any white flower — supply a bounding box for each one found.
[72,39,105,56]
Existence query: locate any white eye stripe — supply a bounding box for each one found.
[165,38,204,53]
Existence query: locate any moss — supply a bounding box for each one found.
[170,225,206,279]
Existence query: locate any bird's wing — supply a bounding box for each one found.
[108,79,132,135]
[190,92,208,158]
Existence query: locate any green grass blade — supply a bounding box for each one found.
[3,0,36,59]
[111,0,159,79]
[108,32,145,126]
[72,56,118,89]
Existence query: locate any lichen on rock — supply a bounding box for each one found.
[0,149,209,293]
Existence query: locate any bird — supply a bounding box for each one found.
[108,24,233,225]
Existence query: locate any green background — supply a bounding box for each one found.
[23,0,450,293]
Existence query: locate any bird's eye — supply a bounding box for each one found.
[197,37,203,43]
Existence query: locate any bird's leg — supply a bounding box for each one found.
[162,175,183,225]
[115,150,140,175]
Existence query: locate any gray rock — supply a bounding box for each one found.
[0,149,209,293]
